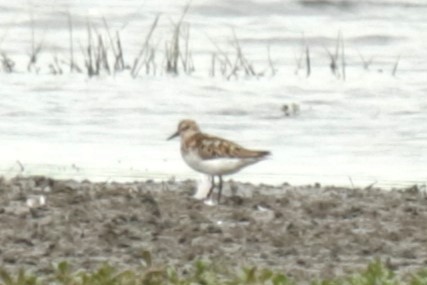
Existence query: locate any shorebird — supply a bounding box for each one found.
[167,119,270,203]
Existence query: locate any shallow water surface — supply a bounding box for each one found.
[0,0,426,188]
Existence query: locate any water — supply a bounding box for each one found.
[0,0,426,188]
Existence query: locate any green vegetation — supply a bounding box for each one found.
[1,257,427,285]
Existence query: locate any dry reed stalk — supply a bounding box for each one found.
[115,31,125,71]
[217,56,227,76]
[144,47,156,75]
[294,46,304,75]
[131,14,160,77]
[324,46,338,76]
[67,12,75,72]
[207,37,233,77]
[234,29,254,76]
[1,52,15,73]
[295,34,310,77]
[267,45,276,76]
[166,22,180,74]
[392,54,400,76]
[357,50,374,70]
[85,22,94,76]
[0,24,11,47]
[305,45,311,77]
[166,2,193,75]
[94,36,101,75]
[226,29,257,79]
[27,11,43,73]
[303,35,311,77]
[324,31,346,79]
[102,17,117,56]
[210,53,216,77]
[179,23,193,74]
[187,50,194,73]
[227,54,240,80]
[102,17,126,73]
[323,32,340,77]
[98,34,111,74]
[49,55,63,75]
[340,31,346,80]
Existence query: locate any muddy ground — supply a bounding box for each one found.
[0,176,427,280]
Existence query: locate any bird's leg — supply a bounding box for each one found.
[206,175,215,200]
[217,176,223,204]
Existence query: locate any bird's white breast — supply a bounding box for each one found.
[181,149,261,176]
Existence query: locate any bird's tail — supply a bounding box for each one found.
[239,149,271,159]
[256,150,271,158]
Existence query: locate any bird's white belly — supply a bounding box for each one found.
[182,151,259,176]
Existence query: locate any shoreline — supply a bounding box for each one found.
[1,175,427,280]
[1,163,424,191]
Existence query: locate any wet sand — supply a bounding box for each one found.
[0,176,426,280]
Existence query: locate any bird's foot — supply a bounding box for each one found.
[203,196,217,206]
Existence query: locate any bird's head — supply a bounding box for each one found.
[167,119,200,140]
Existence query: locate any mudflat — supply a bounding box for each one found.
[0,176,426,280]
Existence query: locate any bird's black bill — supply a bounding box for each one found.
[167,131,179,140]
